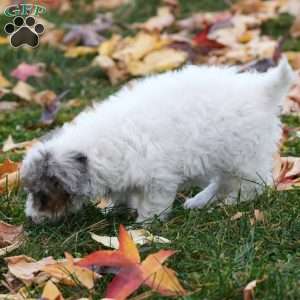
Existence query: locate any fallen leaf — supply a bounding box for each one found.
[65,46,98,58]
[40,29,65,47]
[112,32,169,63]
[12,81,36,102]
[39,90,69,126]
[193,25,225,52]
[279,0,300,17]
[93,0,130,10]
[2,135,37,152]
[0,159,21,195]
[273,156,300,190]
[243,278,265,300]
[98,34,122,56]
[78,225,186,299]
[243,279,257,300]
[0,222,24,257]
[230,211,244,221]
[133,6,175,32]
[5,255,56,286]
[0,36,8,45]
[10,63,44,82]
[254,209,265,222]
[93,55,129,85]
[0,160,20,176]
[63,14,113,47]
[0,101,18,112]
[127,48,187,75]
[290,15,300,38]
[41,281,64,300]
[33,90,57,106]
[63,98,83,109]
[285,51,300,69]
[0,72,11,88]
[0,288,31,300]
[42,253,99,289]
[91,229,171,249]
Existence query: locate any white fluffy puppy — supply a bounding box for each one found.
[21,59,294,224]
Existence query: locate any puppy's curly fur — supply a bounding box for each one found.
[21,60,294,223]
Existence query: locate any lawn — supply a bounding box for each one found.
[0,0,300,299]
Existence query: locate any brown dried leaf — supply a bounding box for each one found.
[93,55,129,85]
[0,222,23,250]
[0,101,18,112]
[42,252,100,289]
[290,16,300,38]
[230,212,244,221]
[243,278,265,300]
[5,255,56,286]
[40,29,65,47]
[0,159,21,195]
[254,209,265,222]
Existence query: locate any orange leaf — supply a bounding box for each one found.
[41,280,64,300]
[118,225,140,264]
[144,266,186,296]
[0,160,20,177]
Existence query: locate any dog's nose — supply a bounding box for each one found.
[27,216,34,224]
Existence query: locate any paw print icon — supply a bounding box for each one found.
[4,16,45,48]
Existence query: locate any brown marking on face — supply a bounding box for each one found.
[32,178,72,216]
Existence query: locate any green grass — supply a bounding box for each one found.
[1,0,300,299]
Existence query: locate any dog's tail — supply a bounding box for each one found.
[263,58,295,102]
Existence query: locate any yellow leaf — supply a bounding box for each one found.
[0,72,11,88]
[0,36,8,45]
[127,48,187,76]
[112,32,169,63]
[41,281,64,300]
[64,46,98,58]
[12,81,36,101]
[285,51,300,70]
[98,35,122,56]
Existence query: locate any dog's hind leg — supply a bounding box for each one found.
[135,183,177,223]
[184,177,221,209]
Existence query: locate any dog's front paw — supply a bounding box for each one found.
[184,197,204,209]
